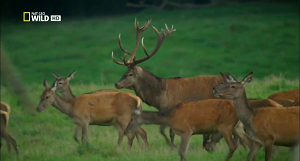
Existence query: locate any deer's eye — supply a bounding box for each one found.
[231,86,236,88]
[129,74,133,76]
[58,82,63,85]
[45,96,49,99]
[220,82,223,84]
[131,118,134,121]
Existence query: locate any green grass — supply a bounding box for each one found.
[0,76,299,161]
[1,3,299,85]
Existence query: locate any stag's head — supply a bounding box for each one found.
[213,72,253,99]
[36,80,57,112]
[52,71,76,93]
[124,108,143,135]
[112,18,176,89]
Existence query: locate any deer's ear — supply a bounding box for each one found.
[52,73,62,79]
[220,72,236,83]
[50,80,57,92]
[43,79,49,89]
[226,73,238,83]
[241,72,253,84]
[134,66,142,74]
[67,70,76,81]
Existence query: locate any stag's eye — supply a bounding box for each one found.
[129,74,133,76]
[231,86,236,88]
[45,96,49,99]
[58,82,63,85]
[220,82,223,84]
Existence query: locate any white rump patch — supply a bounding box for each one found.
[134,110,141,115]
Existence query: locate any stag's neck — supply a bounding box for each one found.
[134,69,166,109]
[232,89,255,128]
[52,93,74,117]
[140,111,169,126]
[60,85,76,101]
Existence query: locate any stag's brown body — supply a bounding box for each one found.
[125,99,252,161]
[213,72,299,161]
[112,18,222,147]
[36,80,148,149]
[0,102,19,154]
[267,89,299,100]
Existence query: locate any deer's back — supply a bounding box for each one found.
[164,75,222,108]
[267,89,299,100]
[248,99,283,108]
[169,99,237,134]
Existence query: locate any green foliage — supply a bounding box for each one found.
[1,3,299,85]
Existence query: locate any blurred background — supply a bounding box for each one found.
[0,0,299,161]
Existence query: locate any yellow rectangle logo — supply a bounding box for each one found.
[23,12,30,22]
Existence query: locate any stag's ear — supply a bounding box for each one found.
[52,73,62,79]
[50,80,57,92]
[226,73,238,83]
[134,66,142,74]
[67,70,76,81]
[43,79,49,89]
[241,72,253,85]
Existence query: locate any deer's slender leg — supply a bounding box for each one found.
[137,127,148,148]
[74,125,81,144]
[81,123,89,145]
[179,132,192,161]
[247,141,262,161]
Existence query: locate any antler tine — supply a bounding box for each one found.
[111,51,126,66]
[133,24,176,64]
[127,18,152,64]
[118,34,132,56]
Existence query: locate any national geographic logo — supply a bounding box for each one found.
[23,12,61,22]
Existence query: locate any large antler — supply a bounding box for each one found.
[112,18,152,66]
[112,18,176,66]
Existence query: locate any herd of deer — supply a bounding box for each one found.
[1,19,299,161]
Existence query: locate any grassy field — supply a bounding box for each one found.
[0,2,299,161]
[0,76,299,161]
[0,3,299,85]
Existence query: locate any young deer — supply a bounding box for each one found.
[0,102,19,154]
[203,98,283,152]
[51,71,146,146]
[36,80,148,149]
[213,72,299,161]
[125,99,252,161]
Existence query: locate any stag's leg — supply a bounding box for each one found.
[219,127,237,161]
[159,125,174,149]
[6,139,11,153]
[137,127,148,148]
[74,125,81,144]
[247,141,262,161]
[170,128,176,149]
[81,123,89,145]
[264,140,274,161]
[179,132,192,161]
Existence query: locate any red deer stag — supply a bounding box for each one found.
[52,71,146,146]
[213,72,299,161]
[36,80,148,149]
[0,102,19,154]
[112,18,223,148]
[124,99,253,161]
[203,98,283,152]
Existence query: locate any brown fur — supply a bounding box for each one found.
[125,99,252,161]
[112,19,223,148]
[36,80,148,149]
[213,72,299,161]
[0,102,19,154]
[203,99,283,152]
[267,89,299,100]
